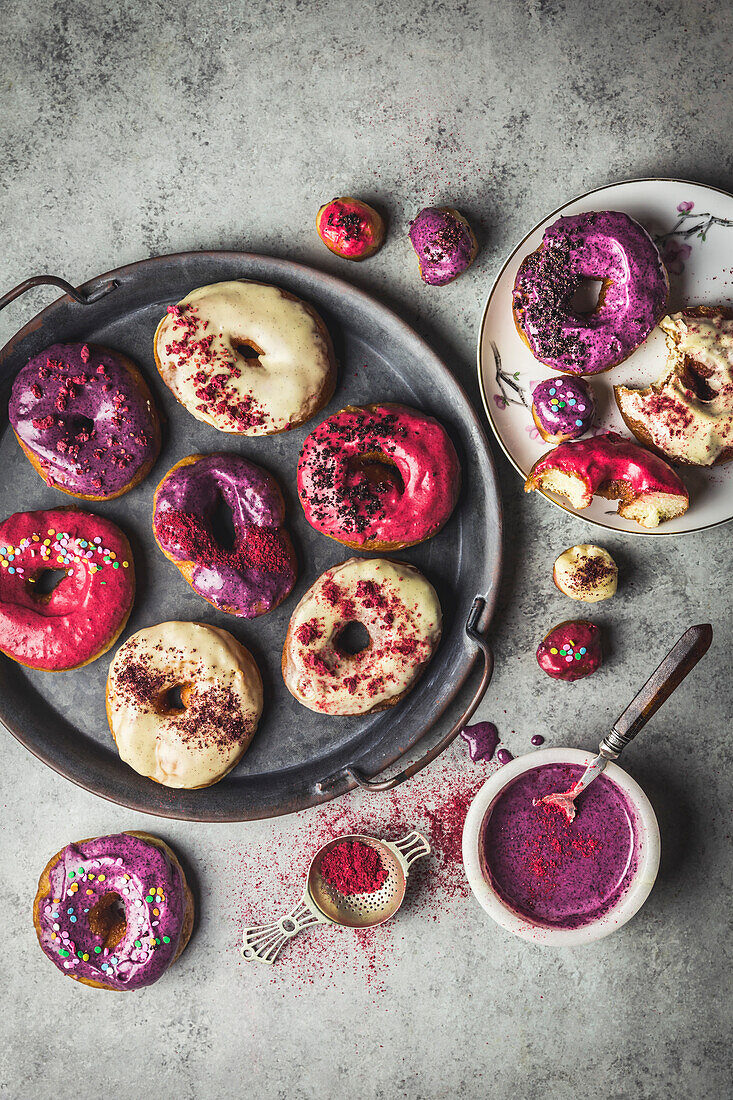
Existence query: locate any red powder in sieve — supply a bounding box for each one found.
[320,840,388,895]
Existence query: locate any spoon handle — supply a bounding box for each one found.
[600,623,713,759]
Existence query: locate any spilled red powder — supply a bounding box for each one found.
[225,756,490,996]
[320,840,388,895]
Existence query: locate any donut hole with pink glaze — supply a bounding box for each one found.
[463,748,661,945]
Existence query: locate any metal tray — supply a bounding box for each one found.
[0,253,502,821]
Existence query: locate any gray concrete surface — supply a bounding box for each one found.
[1,2,732,1097]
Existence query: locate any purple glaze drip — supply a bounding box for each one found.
[496,748,514,765]
[408,207,475,286]
[513,211,667,375]
[460,721,500,762]
[153,453,296,617]
[531,735,545,746]
[532,376,595,439]
[36,834,186,990]
[9,343,158,496]
[484,763,638,929]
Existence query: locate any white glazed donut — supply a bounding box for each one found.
[153,280,337,435]
[282,557,442,716]
[106,621,263,788]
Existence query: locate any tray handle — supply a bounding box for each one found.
[0,274,119,315]
[317,595,494,794]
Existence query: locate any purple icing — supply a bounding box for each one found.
[496,748,514,765]
[153,453,296,618]
[408,207,475,286]
[513,211,668,375]
[460,721,500,762]
[36,833,186,990]
[483,763,639,929]
[530,735,545,746]
[532,376,595,440]
[9,342,158,497]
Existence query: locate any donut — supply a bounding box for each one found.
[282,557,442,716]
[525,431,689,528]
[153,281,336,435]
[513,211,668,375]
[0,508,134,671]
[152,453,297,618]
[615,306,733,466]
[33,831,193,990]
[106,621,263,788]
[531,376,596,443]
[297,403,461,550]
[553,544,618,603]
[536,620,601,681]
[9,343,160,500]
[316,196,385,260]
[408,207,477,286]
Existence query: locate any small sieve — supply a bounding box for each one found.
[240,830,430,964]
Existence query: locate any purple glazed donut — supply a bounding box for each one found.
[513,211,668,375]
[408,207,477,286]
[152,453,297,618]
[9,343,161,499]
[531,376,596,443]
[33,832,193,991]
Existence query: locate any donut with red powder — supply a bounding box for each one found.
[0,507,134,671]
[297,404,461,550]
[282,557,442,716]
[9,342,160,500]
[525,431,689,528]
[152,454,297,618]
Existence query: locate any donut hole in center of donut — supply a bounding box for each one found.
[209,491,237,552]
[234,340,265,368]
[335,620,371,656]
[88,891,127,950]
[29,568,68,599]
[350,451,404,495]
[162,683,192,714]
[569,278,605,316]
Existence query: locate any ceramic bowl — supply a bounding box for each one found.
[462,747,661,945]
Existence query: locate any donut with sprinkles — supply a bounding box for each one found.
[536,620,601,681]
[0,507,134,670]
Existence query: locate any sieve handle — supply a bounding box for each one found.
[389,831,431,871]
[317,594,493,795]
[240,895,327,965]
[0,274,119,315]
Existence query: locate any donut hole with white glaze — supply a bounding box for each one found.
[335,620,371,656]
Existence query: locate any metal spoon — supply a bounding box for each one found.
[538,623,713,822]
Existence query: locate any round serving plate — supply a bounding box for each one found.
[478,178,733,536]
[0,252,502,821]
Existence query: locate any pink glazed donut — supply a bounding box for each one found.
[297,403,461,550]
[513,211,668,376]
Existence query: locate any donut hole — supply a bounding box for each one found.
[71,415,95,439]
[234,340,264,367]
[209,491,237,552]
[569,278,605,315]
[30,568,68,598]
[681,357,717,401]
[350,451,404,495]
[88,892,127,950]
[162,683,190,714]
[335,620,371,656]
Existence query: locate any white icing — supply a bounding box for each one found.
[553,544,618,602]
[616,311,733,466]
[154,280,334,435]
[283,557,442,716]
[107,622,263,788]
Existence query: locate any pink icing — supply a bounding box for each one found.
[297,404,461,548]
[316,198,384,259]
[529,432,688,507]
[536,620,601,682]
[513,211,668,375]
[0,508,134,670]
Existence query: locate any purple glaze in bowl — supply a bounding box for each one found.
[9,342,159,497]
